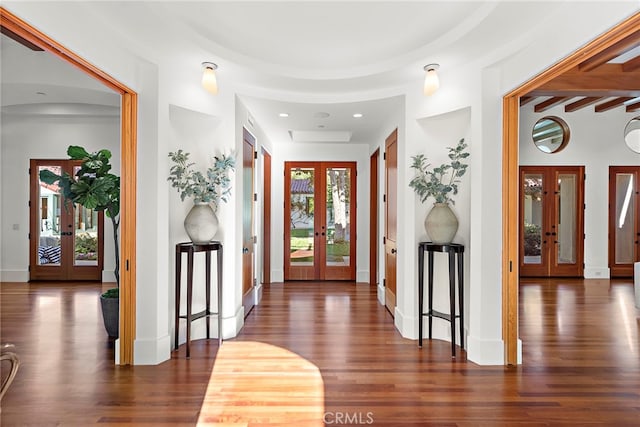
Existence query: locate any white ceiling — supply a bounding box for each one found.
[1,1,580,144]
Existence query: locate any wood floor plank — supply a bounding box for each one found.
[1,278,638,425]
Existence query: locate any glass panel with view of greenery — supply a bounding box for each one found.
[289,168,315,265]
[523,174,543,264]
[325,168,351,267]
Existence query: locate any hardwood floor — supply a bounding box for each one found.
[1,278,638,426]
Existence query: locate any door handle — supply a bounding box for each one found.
[242,247,249,254]
[61,231,73,236]
[391,248,397,254]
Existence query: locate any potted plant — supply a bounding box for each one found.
[409,138,469,243]
[40,146,120,337]
[168,149,235,243]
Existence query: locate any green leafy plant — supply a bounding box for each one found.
[39,145,120,297]
[168,150,236,207]
[75,232,98,260]
[409,138,469,205]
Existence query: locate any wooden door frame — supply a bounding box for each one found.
[608,166,640,277]
[1,8,137,365]
[262,147,272,285]
[502,12,640,365]
[370,149,379,286]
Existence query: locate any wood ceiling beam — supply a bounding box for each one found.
[564,97,602,112]
[534,96,571,112]
[0,26,43,51]
[626,100,640,112]
[578,31,640,71]
[530,64,640,96]
[622,55,640,72]
[520,96,536,106]
[594,97,635,112]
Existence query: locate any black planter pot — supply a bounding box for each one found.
[100,295,119,338]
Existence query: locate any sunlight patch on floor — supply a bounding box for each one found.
[197,341,324,426]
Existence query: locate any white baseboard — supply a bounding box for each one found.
[272,269,284,283]
[134,334,171,365]
[466,335,517,365]
[584,266,610,279]
[102,270,116,283]
[356,270,369,283]
[377,283,385,305]
[394,306,416,339]
[0,270,28,282]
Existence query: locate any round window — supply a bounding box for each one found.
[623,116,640,154]
[532,116,570,154]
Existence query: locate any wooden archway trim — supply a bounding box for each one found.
[502,12,640,365]
[1,7,137,365]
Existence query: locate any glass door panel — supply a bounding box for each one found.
[37,165,62,267]
[325,168,351,268]
[289,167,316,268]
[556,173,577,265]
[615,173,635,264]
[522,173,543,266]
[74,205,99,266]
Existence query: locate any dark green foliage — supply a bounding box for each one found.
[101,287,119,298]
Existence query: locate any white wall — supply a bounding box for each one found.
[0,114,120,281]
[520,106,640,278]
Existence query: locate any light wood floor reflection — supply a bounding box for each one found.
[1,278,638,425]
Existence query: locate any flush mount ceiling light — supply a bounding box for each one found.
[423,63,440,96]
[201,62,218,94]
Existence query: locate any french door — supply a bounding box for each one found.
[284,162,356,281]
[609,166,640,277]
[519,166,584,277]
[29,159,104,281]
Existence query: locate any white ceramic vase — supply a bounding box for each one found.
[184,201,219,244]
[424,203,459,244]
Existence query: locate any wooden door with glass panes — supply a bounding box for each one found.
[519,166,584,277]
[284,161,356,281]
[30,159,104,281]
[609,166,640,277]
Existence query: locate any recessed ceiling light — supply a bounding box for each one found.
[279,113,289,117]
[353,113,363,118]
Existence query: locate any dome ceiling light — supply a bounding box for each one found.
[423,63,440,96]
[201,62,218,94]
